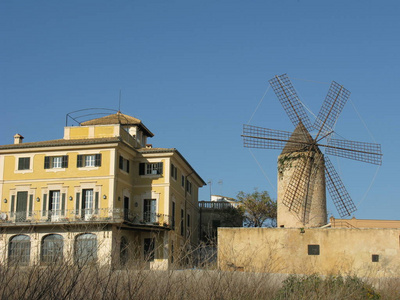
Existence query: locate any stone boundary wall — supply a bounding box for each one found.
[218,227,400,278]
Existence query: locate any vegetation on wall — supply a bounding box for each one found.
[236,189,277,227]
[277,153,305,179]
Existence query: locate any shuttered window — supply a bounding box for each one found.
[77,154,101,168]
[119,156,130,173]
[18,157,30,170]
[44,156,68,169]
[139,162,163,175]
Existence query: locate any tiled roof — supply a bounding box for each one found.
[137,147,176,153]
[0,137,121,150]
[81,112,154,137]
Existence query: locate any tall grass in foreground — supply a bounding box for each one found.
[1,262,400,300]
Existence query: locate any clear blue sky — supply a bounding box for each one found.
[1,1,399,220]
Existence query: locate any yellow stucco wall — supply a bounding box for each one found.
[0,119,204,269]
[218,227,400,278]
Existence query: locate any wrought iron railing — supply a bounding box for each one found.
[199,201,238,209]
[0,208,171,228]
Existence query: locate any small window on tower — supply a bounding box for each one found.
[372,254,379,262]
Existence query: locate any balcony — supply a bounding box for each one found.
[199,201,239,209]
[0,209,171,229]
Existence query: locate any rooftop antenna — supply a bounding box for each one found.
[118,89,122,113]
[218,179,223,195]
[207,180,212,201]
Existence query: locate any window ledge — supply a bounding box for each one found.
[45,168,66,172]
[140,174,162,178]
[15,169,33,174]
[77,167,99,171]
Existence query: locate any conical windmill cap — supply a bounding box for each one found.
[281,122,319,154]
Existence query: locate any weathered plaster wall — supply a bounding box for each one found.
[218,227,400,278]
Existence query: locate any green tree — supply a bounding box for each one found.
[237,189,277,227]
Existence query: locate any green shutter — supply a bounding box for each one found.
[119,156,123,169]
[139,163,145,175]
[77,155,83,167]
[95,154,102,167]
[157,162,163,175]
[42,194,47,216]
[10,195,15,217]
[62,155,68,168]
[127,160,130,173]
[24,158,30,169]
[18,157,29,170]
[29,195,33,217]
[95,192,99,214]
[18,158,23,170]
[61,193,66,216]
[75,192,80,212]
[44,156,50,169]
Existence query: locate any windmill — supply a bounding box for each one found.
[242,74,382,228]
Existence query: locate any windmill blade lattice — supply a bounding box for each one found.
[269,74,314,132]
[242,73,382,223]
[242,124,312,151]
[324,156,357,217]
[325,138,382,165]
[314,81,351,139]
[282,151,314,214]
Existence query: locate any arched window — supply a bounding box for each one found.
[75,233,97,265]
[120,236,129,266]
[9,235,31,266]
[41,234,63,264]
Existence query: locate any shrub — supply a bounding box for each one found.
[275,274,380,300]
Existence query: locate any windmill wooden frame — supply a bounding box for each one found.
[242,74,382,221]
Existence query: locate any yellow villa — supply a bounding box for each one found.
[0,111,205,269]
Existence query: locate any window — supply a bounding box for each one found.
[9,235,31,266]
[186,180,192,194]
[49,191,61,221]
[119,156,130,173]
[372,254,379,262]
[143,199,156,223]
[82,189,96,220]
[144,238,155,261]
[44,156,68,169]
[15,191,28,222]
[85,155,95,167]
[308,245,320,255]
[171,164,177,180]
[75,233,97,265]
[187,213,191,236]
[180,209,184,236]
[172,202,176,230]
[77,154,101,168]
[139,162,163,175]
[41,234,63,264]
[120,237,129,266]
[181,175,185,188]
[18,157,30,170]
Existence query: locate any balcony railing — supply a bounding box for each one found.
[0,208,171,228]
[199,201,239,209]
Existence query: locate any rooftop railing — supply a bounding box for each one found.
[199,201,239,209]
[0,208,171,229]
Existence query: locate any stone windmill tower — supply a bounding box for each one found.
[242,74,382,228]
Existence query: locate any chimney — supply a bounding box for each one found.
[14,134,24,144]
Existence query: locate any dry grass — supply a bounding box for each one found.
[1,261,400,300]
[1,239,399,300]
